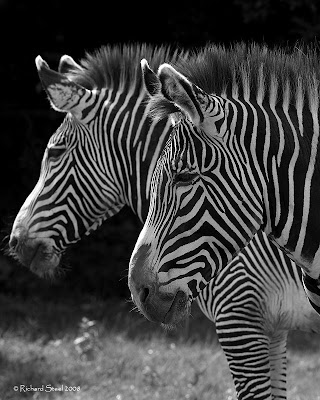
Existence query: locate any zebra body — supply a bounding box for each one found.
[8,44,320,399]
[201,231,320,398]
[129,44,320,322]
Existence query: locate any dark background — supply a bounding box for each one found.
[1,0,320,301]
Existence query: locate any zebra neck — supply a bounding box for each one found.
[104,86,172,222]
[233,97,320,276]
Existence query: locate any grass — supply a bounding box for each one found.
[0,292,319,400]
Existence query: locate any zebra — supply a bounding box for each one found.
[197,231,320,399]
[8,44,319,399]
[9,44,177,275]
[129,43,320,323]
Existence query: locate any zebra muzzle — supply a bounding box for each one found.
[28,243,61,278]
[134,286,189,325]
[129,243,190,324]
[9,234,60,278]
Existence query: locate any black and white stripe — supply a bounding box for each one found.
[10,44,320,400]
[135,44,320,315]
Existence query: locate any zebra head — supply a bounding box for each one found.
[9,56,124,277]
[129,61,265,325]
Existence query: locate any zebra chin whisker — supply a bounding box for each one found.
[0,234,10,247]
[126,297,146,317]
[1,217,16,252]
[160,322,177,332]
[2,240,12,257]
[119,267,129,282]
[44,262,69,282]
[128,303,140,314]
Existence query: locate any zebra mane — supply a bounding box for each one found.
[183,42,319,99]
[66,43,187,91]
[67,42,320,115]
[150,42,320,120]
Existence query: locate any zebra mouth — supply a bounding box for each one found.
[10,240,61,278]
[162,290,190,326]
[29,244,61,278]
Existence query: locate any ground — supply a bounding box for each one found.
[0,293,319,400]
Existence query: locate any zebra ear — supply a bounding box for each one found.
[141,59,161,96]
[58,55,83,74]
[35,55,91,118]
[157,64,204,125]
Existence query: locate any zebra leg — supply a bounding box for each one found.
[269,331,287,400]
[216,326,273,400]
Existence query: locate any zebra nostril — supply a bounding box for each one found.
[139,287,150,304]
[9,236,18,250]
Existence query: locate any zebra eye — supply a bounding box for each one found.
[47,147,66,160]
[174,172,197,185]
